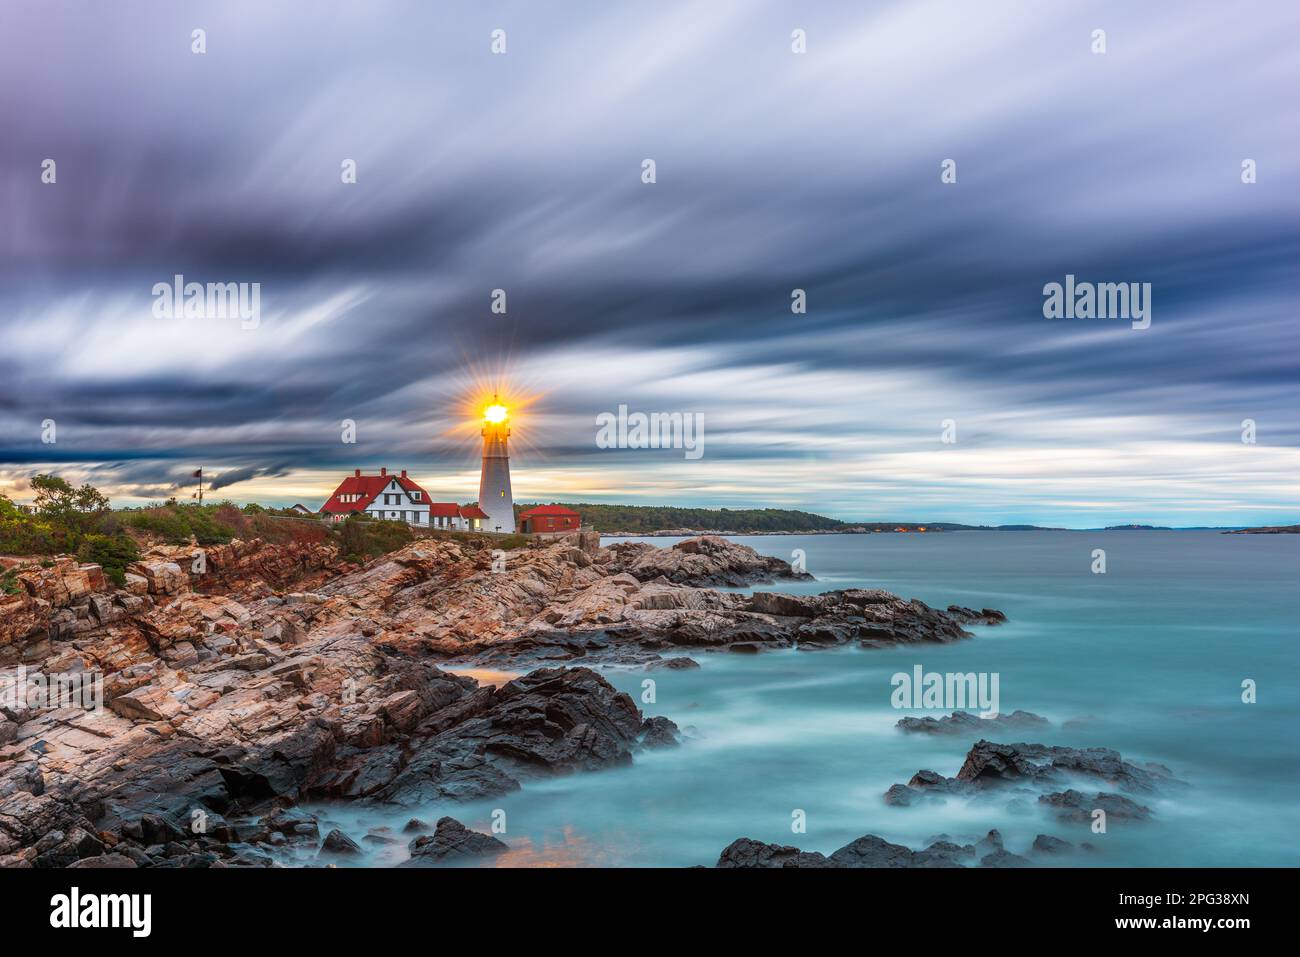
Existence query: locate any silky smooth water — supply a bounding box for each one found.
[293,531,1299,867]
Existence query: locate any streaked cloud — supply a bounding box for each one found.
[0,0,1296,525]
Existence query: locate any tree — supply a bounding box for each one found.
[30,474,111,544]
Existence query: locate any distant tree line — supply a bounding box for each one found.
[514,503,844,533]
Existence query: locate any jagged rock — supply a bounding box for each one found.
[639,716,680,748]
[643,656,699,671]
[896,710,1049,736]
[379,690,424,732]
[402,817,507,865]
[319,828,362,855]
[129,560,188,596]
[607,536,813,587]
[884,740,1181,814]
[946,606,1008,625]
[748,592,826,617]
[974,829,1004,857]
[829,834,922,868]
[1031,834,1073,854]
[956,740,1182,793]
[259,807,320,843]
[913,840,977,867]
[108,685,183,723]
[883,769,970,806]
[716,837,832,868]
[718,832,994,869]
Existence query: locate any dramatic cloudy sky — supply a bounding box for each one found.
[1,0,1297,525]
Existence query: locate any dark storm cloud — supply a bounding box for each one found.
[0,0,1296,522]
[208,463,294,491]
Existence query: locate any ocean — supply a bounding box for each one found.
[293,531,1300,867]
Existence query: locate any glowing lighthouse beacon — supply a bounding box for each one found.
[477,396,515,533]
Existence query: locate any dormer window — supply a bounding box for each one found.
[411,491,420,500]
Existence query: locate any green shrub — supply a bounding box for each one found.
[77,533,140,586]
[1,568,21,595]
[333,516,413,561]
[119,503,236,545]
[0,494,61,554]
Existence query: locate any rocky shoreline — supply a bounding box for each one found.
[2,530,1026,867]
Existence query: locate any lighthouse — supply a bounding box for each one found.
[477,396,515,533]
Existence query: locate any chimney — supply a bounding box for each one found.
[354,468,361,477]
[380,467,387,476]
[400,469,407,478]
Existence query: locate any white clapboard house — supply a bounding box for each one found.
[318,468,487,530]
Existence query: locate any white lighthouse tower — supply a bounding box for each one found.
[477,396,515,533]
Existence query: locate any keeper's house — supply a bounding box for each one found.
[519,504,581,534]
[319,468,488,530]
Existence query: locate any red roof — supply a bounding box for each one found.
[319,470,432,514]
[427,503,461,517]
[519,505,580,518]
[458,505,489,519]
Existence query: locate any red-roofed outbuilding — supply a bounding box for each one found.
[519,504,581,534]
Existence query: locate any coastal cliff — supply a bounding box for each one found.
[0,532,1004,867]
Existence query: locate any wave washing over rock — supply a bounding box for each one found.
[716,735,1189,869]
[1,532,1020,867]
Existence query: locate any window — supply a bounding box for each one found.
[411,491,420,500]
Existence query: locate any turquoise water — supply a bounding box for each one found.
[301,531,1300,867]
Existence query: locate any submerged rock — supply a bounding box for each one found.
[1038,789,1153,822]
[980,849,1032,868]
[886,739,1183,807]
[896,710,1049,736]
[956,740,1183,793]
[1031,834,1073,855]
[639,716,680,749]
